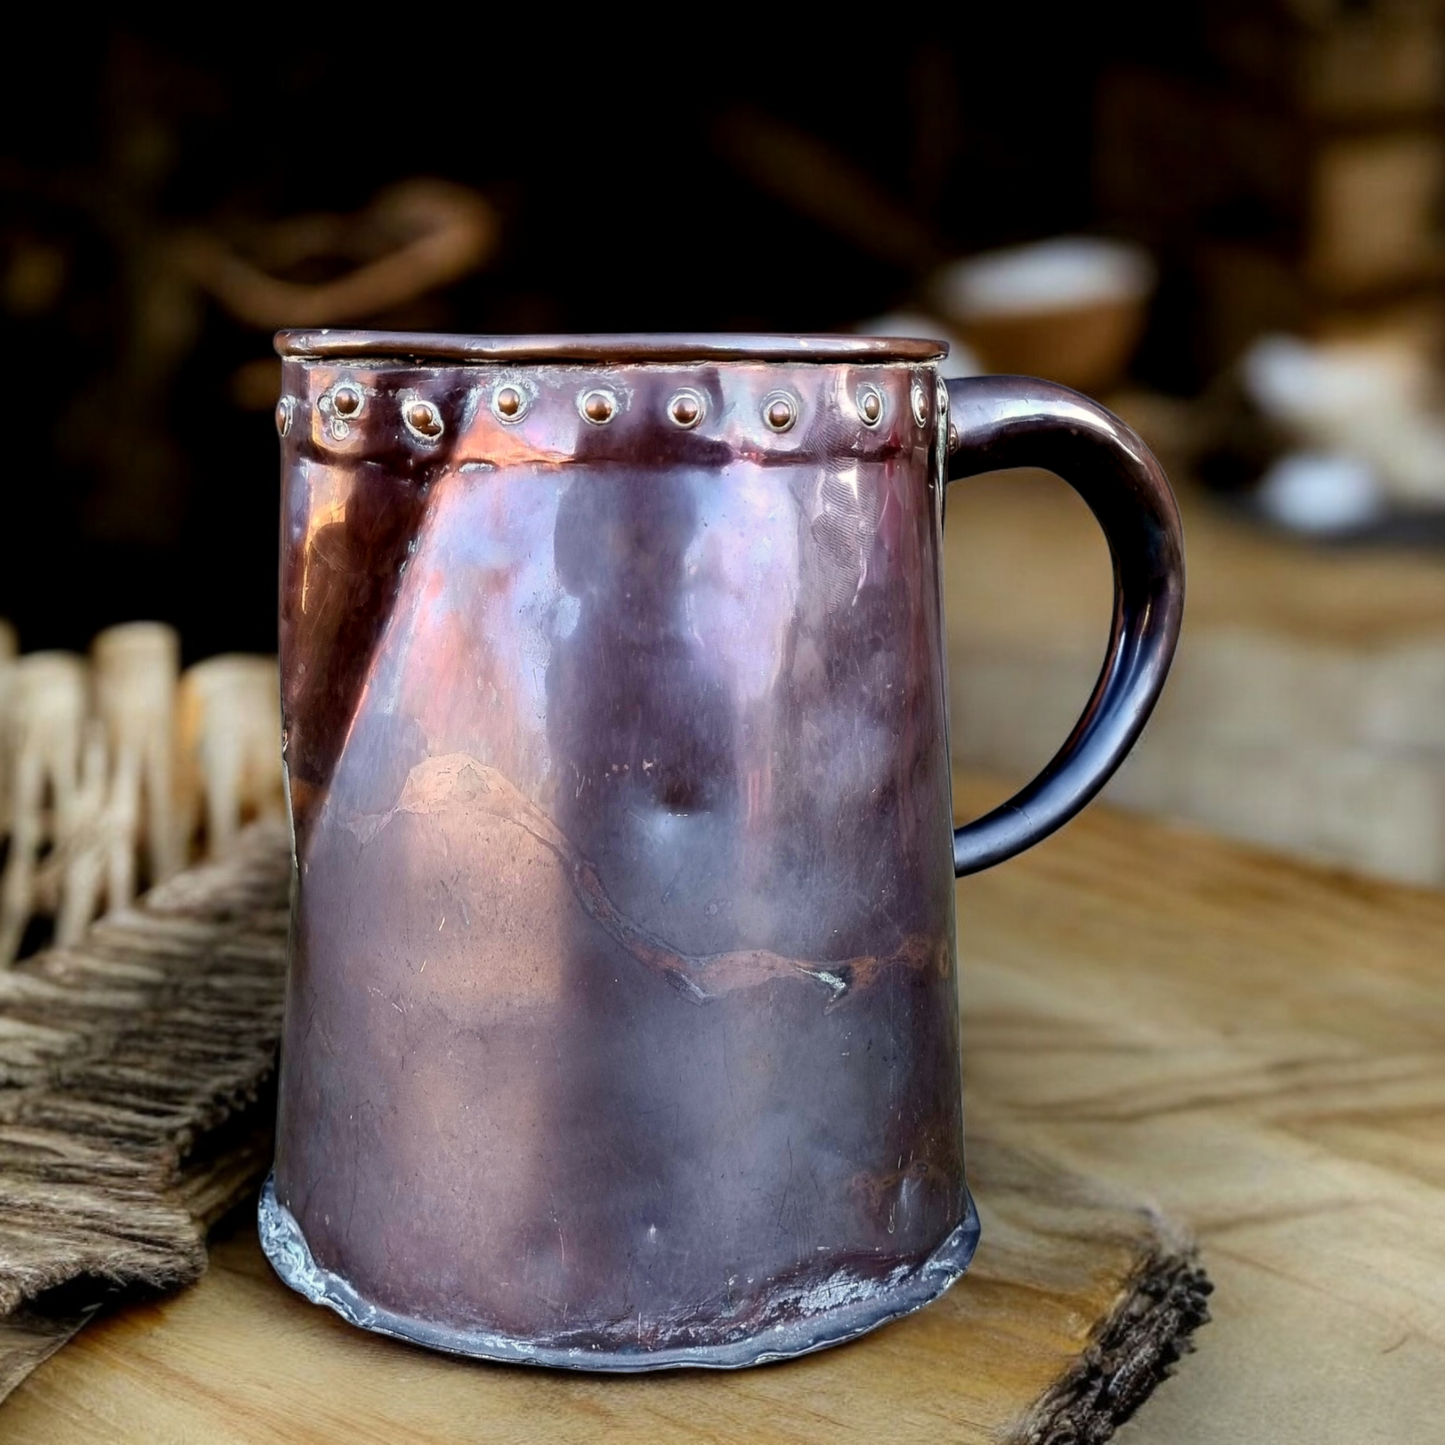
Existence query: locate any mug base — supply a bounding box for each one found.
[256,1173,980,1371]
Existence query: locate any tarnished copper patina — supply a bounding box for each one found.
[261,332,1184,1370]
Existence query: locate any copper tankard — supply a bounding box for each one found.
[261,332,1184,1369]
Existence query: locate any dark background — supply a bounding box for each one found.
[0,9,1403,656]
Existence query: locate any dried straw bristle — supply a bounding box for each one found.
[0,823,289,1400]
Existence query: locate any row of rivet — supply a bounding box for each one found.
[278,380,934,440]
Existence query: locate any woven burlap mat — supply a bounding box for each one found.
[0,823,289,1399]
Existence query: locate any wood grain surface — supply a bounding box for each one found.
[4,780,1441,1441]
[952,777,1445,1444]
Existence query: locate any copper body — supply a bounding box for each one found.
[261,333,1184,1370]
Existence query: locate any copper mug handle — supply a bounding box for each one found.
[945,376,1186,876]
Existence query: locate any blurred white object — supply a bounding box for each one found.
[853,310,981,380]
[1242,334,1445,508]
[50,721,112,948]
[928,237,1156,394]
[0,622,15,838]
[0,636,286,961]
[93,623,183,894]
[0,653,89,963]
[44,624,185,948]
[1256,451,1386,535]
[177,655,284,858]
[932,237,1156,318]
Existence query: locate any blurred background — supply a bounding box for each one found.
[2,1,1445,942]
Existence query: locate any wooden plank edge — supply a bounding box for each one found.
[1010,1228,1213,1445]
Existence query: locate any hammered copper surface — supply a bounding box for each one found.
[272,353,970,1366]
[265,334,1183,1370]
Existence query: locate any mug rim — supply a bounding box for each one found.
[274,330,948,365]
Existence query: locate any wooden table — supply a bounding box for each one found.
[948,779,1445,1443]
[3,780,1441,1442]
[944,466,1445,885]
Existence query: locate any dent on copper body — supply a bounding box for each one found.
[263,331,1184,1371]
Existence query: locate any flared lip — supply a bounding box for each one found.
[274,330,948,365]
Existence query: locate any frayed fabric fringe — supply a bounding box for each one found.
[0,823,290,1400]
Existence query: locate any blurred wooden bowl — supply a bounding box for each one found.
[930,238,1155,396]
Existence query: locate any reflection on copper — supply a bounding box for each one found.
[763,392,797,432]
[404,398,443,439]
[266,341,972,1370]
[580,389,616,424]
[332,382,362,416]
[668,389,703,427]
[262,333,1183,1374]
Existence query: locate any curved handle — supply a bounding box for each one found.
[946,376,1185,877]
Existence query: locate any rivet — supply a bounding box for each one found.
[332,384,363,418]
[936,378,949,416]
[668,389,704,428]
[947,422,960,454]
[763,392,797,432]
[857,385,883,427]
[493,385,527,423]
[329,417,349,441]
[275,397,293,437]
[911,383,928,427]
[580,389,617,425]
[404,399,444,441]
